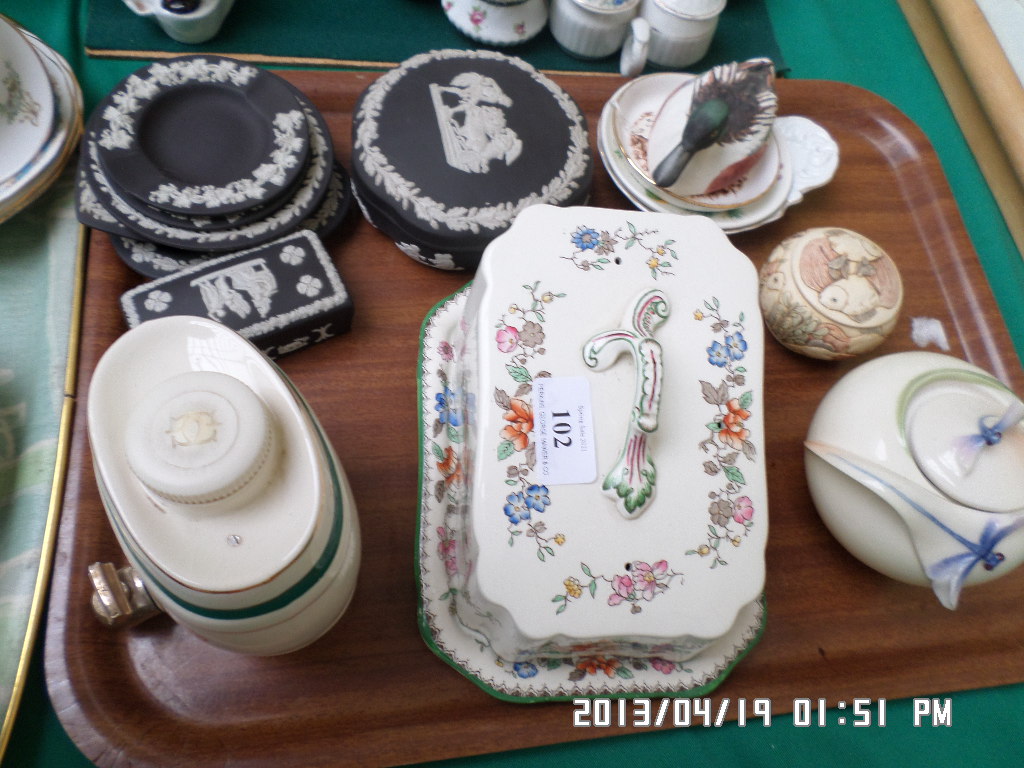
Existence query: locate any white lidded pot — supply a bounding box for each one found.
[87,316,360,654]
[805,351,1024,609]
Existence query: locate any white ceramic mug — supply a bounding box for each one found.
[550,0,641,59]
[640,0,725,69]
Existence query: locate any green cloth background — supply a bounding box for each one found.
[1,1,1022,767]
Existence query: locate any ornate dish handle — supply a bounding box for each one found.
[583,289,670,518]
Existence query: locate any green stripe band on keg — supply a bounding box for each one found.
[100,416,346,622]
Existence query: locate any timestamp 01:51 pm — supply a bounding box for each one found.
[572,697,954,728]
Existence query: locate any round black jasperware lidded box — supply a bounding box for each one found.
[352,49,593,271]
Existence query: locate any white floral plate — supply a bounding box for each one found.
[416,286,765,701]
[0,17,55,183]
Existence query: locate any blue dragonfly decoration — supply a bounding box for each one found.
[805,441,1024,610]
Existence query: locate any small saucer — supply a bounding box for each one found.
[599,101,795,233]
[608,72,780,212]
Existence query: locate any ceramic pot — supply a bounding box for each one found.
[120,0,237,44]
[88,316,361,654]
[640,0,725,69]
[805,351,1024,609]
[550,0,641,59]
[442,0,550,46]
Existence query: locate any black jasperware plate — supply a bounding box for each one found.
[95,56,310,216]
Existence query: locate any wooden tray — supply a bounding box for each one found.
[45,71,1024,767]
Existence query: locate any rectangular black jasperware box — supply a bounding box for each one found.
[120,229,353,358]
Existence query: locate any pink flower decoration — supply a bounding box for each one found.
[651,657,676,675]
[733,496,754,524]
[607,574,635,605]
[469,9,485,27]
[437,526,457,575]
[495,325,519,353]
[631,560,668,600]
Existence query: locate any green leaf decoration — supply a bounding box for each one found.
[628,221,638,234]
[431,442,445,460]
[588,580,598,597]
[581,563,593,577]
[724,465,746,486]
[552,594,566,603]
[497,440,515,461]
[537,549,546,562]
[616,667,635,680]
[544,546,555,556]
[556,603,567,614]
[506,364,532,383]
[624,238,636,248]
[739,390,754,409]
[447,424,462,444]
[706,421,723,432]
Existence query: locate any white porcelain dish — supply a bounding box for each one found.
[88,316,361,654]
[598,98,795,233]
[416,205,767,696]
[0,17,55,183]
[598,78,838,233]
[0,21,82,225]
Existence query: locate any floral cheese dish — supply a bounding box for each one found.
[417,205,767,698]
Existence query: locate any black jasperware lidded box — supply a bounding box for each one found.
[351,49,593,271]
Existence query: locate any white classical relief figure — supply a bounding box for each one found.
[429,72,523,174]
[190,258,278,321]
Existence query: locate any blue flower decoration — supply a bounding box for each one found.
[513,661,539,678]
[725,332,747,361]
[434,387,462,427]
[707,340,730,367]
[524,483,550,512]
[504,492,531,525]
[571,227,600,251]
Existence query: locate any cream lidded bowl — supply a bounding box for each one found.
[805,351,1024,610]
[88,316,360,655]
